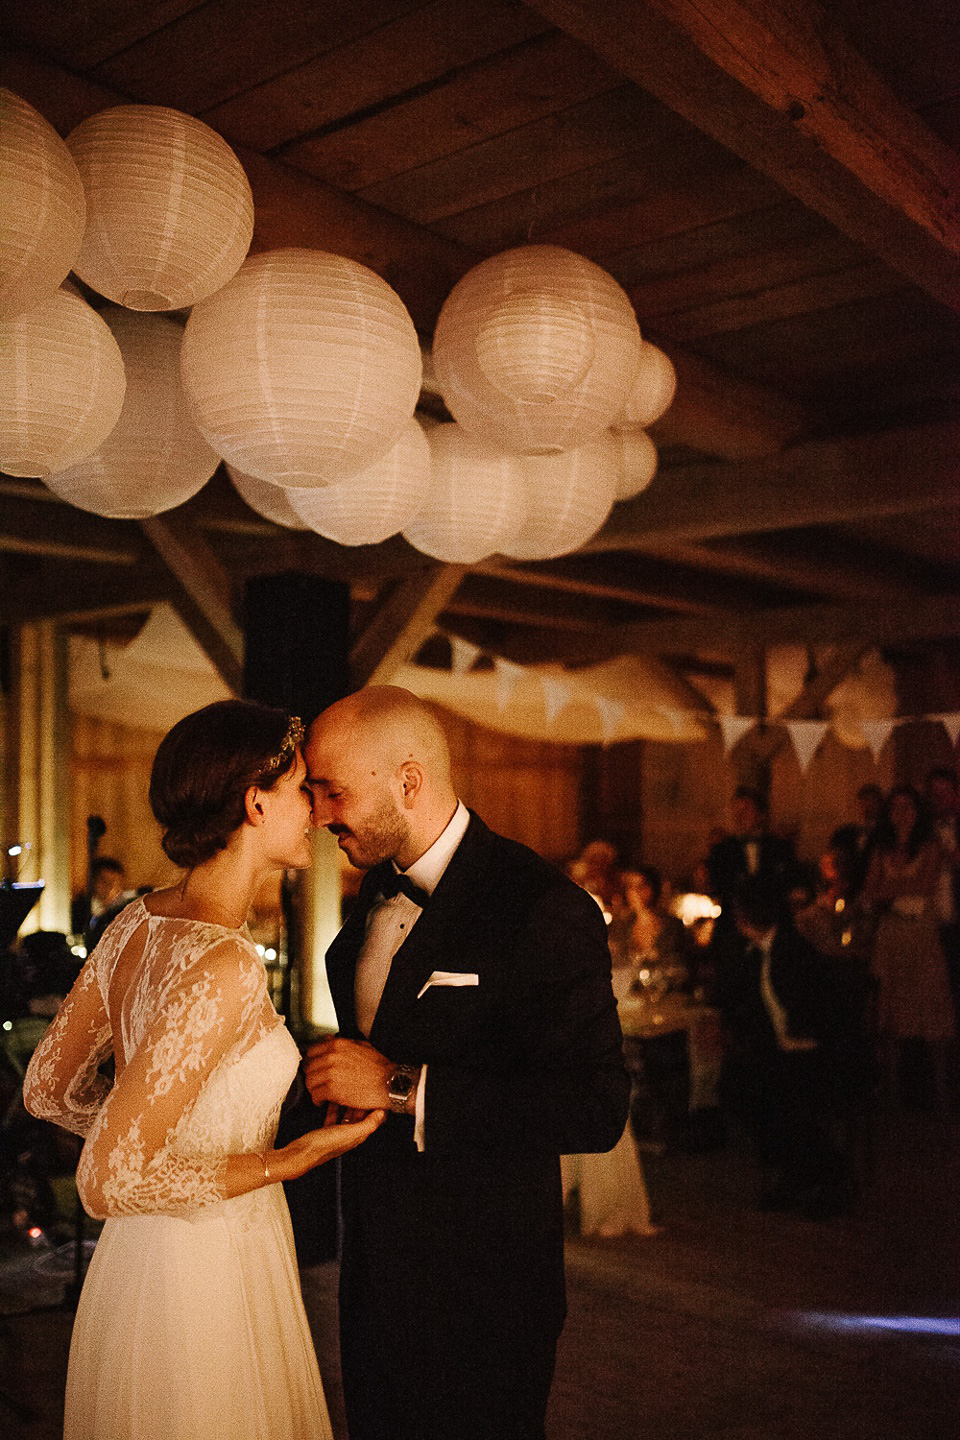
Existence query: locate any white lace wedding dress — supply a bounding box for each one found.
[24,897,332,1440]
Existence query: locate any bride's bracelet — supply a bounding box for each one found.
[260,1151,273,1186]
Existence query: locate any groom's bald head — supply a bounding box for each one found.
[305,687,457,870]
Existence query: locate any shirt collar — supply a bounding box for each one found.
[398,801,470,897]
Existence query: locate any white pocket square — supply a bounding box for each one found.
[417,971,479,999]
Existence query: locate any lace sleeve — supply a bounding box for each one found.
[75,940,266,1220]
[23,959,113,1138]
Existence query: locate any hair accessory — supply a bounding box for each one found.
[262,715,304,775]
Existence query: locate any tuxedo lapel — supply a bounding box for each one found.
[368,815,492,1050]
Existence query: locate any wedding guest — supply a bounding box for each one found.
[830,782,884,899]
[925,766,960,1008]
[861,784,955,1110]
[303,686,629,1440]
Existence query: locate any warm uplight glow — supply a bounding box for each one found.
[672,892,722,926]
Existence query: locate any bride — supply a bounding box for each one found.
[24,699,383,1440]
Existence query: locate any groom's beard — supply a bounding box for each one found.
[328,798,407,871]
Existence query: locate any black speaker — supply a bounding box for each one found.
[242,573,350,722]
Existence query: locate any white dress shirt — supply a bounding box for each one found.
[354,800,470,1149]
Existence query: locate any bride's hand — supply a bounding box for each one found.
[274,1110,385,1179]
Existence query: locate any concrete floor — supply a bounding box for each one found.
[3,1111,957,1440]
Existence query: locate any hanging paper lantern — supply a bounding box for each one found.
[227,465,308,529]
[475,290,594,402]
[500,436,618,561]
[0,89,86,322]
[181,248,422,486]
[0,290,125,478]
[433,245,641,454]
[403,424,526,564]
[44,309,220,518]
[616,341,676,429]
[66,105,253,311]
[613,428,658,501]
[289,418,431,545]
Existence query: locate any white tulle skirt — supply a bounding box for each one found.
[562,1124,659,1238]
[65,1185,332,1440]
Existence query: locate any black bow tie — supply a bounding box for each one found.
[378,869,429,908]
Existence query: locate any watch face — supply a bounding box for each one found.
[389,1073,414,1101]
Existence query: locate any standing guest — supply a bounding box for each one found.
[728,877,846,1217]
[830,782,884,900]
[81,856,136,954]
[23,700,382,1440]
[303,687,629,1440]
[925,766,960,1010]
[862,784,955,1110]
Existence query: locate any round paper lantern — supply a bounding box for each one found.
[613,428,658,501]
[403,424,526,564]
[500,436,618,561]
[289,419,431,545]
[475,290,594,402]
[181,248,422,486]
[44,309,220,518]
[616,341,676,428]
[66,105,253,310]
[227,465,308,529]
[433,245,641,454]
[0,89,86,321]
[0,290,125,478]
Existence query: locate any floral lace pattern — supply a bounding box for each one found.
[24,898,292,1219]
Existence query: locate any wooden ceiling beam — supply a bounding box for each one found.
[139,515,244,692]
[778,641,870,720]
[592,420,960,548]
[611,591,960,652]
[350,564,467,687]
[526,0,960,311]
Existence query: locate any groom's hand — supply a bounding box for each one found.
[304,1036,393,1116]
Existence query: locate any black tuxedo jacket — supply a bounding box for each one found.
[325,811,630,1361]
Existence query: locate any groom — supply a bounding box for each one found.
[304,686,629,1440]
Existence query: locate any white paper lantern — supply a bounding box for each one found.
[433,245,641,454]
[403,424,526,564]
[289,419,431,545]
[616,341,677,429]
[181,248,422,487]
[0,290,125,478]
[44,309,220,517]
[500,436,618,561]
[475,290,594,402]
[66,105,253,310]
[0,89,86,322]
[613,428,658,501]
[228,465,308,529]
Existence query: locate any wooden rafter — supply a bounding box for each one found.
[139,515,244,692]
[350,564,468,687]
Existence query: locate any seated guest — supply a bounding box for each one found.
[610,864,690,984]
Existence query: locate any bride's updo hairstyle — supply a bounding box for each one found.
[150,699,304,869]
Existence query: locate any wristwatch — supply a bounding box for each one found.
[386,1064,419,1114]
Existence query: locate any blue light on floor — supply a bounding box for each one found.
[797,1311,960,1337]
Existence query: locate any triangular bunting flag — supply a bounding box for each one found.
[449,635,482,675]
[860,718,896,762]
[784,720,829,774]
[541,673,572,729]
[595,696,626,746]
[933,713,960,748]
[493,657,524,712]
[718,715,755,754]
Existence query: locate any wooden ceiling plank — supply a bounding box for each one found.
[357,85,661,224]
[594,420,960,546]
[88,0,429,115]
[0,1,206,71]
[276,30,619,191]
[525,0,960,311]
[635,537,918,604]
[204,0,551,153]
[350,564,467,686]
[653,259,905,340]
[139,515,243,691]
